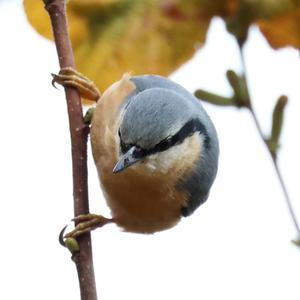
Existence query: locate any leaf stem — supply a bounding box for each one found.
[44,1,98,299]
[239,46,300,237]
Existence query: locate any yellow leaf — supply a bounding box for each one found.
[223,0,300,48]
[24,0,52,40]
[258,7,300,48]
[23,1,88,46]
[23,0,217,92]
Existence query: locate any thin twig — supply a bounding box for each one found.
[239,46,300,237]
[44,1,98,299]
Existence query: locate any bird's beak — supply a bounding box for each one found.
[113,146,143,173]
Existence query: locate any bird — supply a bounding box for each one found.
[53,69,219,234]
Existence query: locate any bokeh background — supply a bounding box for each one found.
[0,1,299,299]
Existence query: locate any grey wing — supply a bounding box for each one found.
[179,122,219,217]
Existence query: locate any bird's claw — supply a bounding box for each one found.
[62,214,114,241]
[51,67,100,102]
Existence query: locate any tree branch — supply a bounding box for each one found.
[44,1,98,299]
[238,47,300,238]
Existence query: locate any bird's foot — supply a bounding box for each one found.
[51,67,100,102]
[62,214,114,240]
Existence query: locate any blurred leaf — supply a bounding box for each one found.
[24,0,88,45]
[24,0,225,91]
[226,70,250,107]
[258,7,300,48]
[225,1,258,46]
[225,0,300,48]
[266,95,288,155]
[24,0,300,93]
[291,237,300,248]
[195,89,235,106]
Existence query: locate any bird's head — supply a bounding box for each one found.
[113,87,207,175]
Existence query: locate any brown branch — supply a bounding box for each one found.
[238,47,300,238]
[248,106,300,236]
[44,1,98,299]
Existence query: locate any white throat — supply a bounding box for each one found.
[133,133,203,175]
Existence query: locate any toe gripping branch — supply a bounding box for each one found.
[51,67,101,102]
[59,214,114,252]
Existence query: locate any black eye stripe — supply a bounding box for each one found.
[150,119,209,154]
[154,137,172,152]
[118,119,209,156]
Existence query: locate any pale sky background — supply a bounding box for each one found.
[0,1,299,300]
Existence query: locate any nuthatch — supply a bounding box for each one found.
[53,69,219,234]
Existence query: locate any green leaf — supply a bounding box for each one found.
[194,89,235,106]
[65,237,80,253]
[226,70,250,108]
[266,95,288,155]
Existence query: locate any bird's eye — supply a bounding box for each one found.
[133,146,146,159]
[120,139,133,154]
[154,137,172,152]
